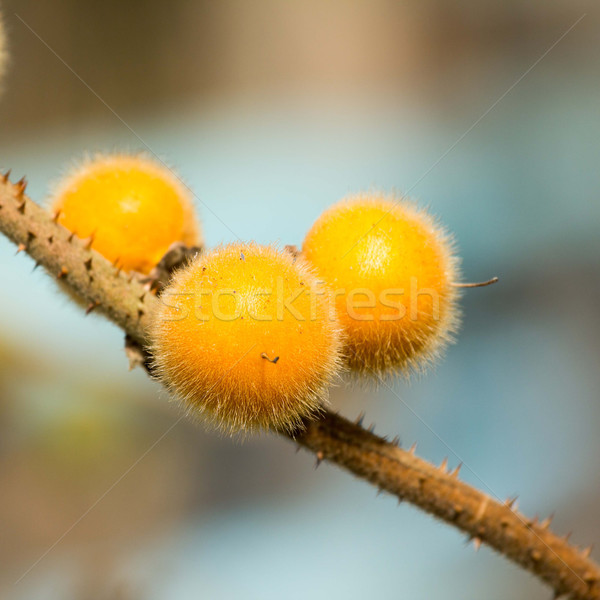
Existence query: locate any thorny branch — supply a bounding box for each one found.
[1,174,599,599]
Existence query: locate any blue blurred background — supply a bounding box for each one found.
[0,1,598,598]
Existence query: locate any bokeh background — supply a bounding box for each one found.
[0,1,599,599]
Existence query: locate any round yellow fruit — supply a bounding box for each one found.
[51,154,200,274]
[150,243,343,433]
[302,193,460,377]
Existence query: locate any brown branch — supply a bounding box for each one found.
[1,174,599,599]
[294,412,599,599]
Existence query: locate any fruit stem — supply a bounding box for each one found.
[452,276,499,288]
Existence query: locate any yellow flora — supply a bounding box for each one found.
[150,243,343,433]
[51,154,200,274]
[302,193,460,377]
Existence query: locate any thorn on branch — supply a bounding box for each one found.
[85,301,99,315]
[527,515,539,528]
[84,232,95,249]
[315,450,324,468]
[450,463,462,478]
[540,514,554,530]
[15,177,27,196]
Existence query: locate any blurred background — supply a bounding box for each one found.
[0,1,599,598]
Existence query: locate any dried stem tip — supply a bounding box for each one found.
[453,277,499,288]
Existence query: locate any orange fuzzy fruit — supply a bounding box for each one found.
[302,193,460,377]
[150,243,343,433]
[51,154,200,274]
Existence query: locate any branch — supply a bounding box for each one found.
[294,411,598,599]
[1,174,599,599]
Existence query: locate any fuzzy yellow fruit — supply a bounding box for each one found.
[150,243,343,433]
[302,194,460,377]
[51,154,200,274]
